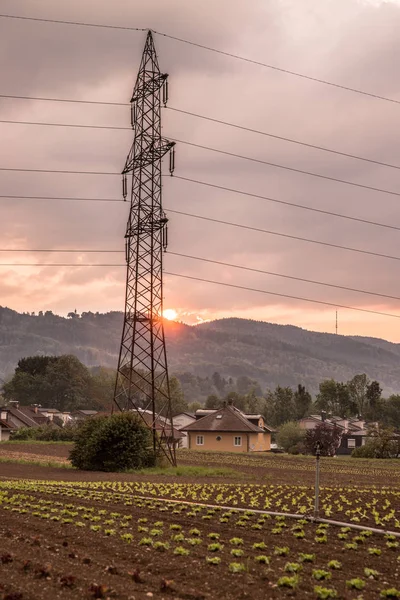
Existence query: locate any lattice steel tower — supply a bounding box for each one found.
[113,30,176,466]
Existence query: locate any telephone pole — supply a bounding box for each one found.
[112,30,177,466]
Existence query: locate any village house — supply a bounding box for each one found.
[298,413,370,455]
[70,409,99,421]
[38,407,72,425]
[0,403,57,441]
[173,412,196,448]
[182,401,274,453]
[0,414,13,441]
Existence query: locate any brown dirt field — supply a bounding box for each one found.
[2,443,400,487]
[1,480,400,600]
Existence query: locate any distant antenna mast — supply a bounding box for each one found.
[335,310,338,335]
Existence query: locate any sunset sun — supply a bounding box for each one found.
[163,308,178,321]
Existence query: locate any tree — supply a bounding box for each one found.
[277,421,305,453]
[265,386,295,427]
[69,413,156,471]
[315,379,355,417]
[382,395,400,429]
[347,373,369,416]
[89,366,116,411]
[205,394,221,409]
[169,376,188,416]
[352,424,399,459]
[365,380,382,420]
[2,354,93,411]
[315,379,338,413]
[304,423,341,457]
[16,356,57,377]
[45,355,92,411]
[293,385,312,419]
[211,372,225,394]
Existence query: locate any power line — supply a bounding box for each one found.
[0,13,147,32]
[168,209,400,263]
[167,252,400,303]
[0,202,399,262]
[0,166,119,176]
[0,261,397,319]
[0,93,128,107]
[1,248,399,303]
[164,272,400,320]
[0,194,121,203]
[167,107,400,172]
[0,13,399,106]
[0,249,121,253]
[171,138,400,200]
[0,263,123,266]
[0,119,130,131]
[152,31,400,107]
[1,183,400,233]
[3,108,400,174]
[172,176,400,232]
[2,131,400,199]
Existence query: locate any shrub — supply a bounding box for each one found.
[352,425,399,459]
[276,422,305,453]
[12,424,77,441]
[69,413,157,471]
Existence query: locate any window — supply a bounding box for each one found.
[196,435,204,446]
[347,438,356,448]
[216,436,222,441]
[234,436,242,447]
[216,415,222,419]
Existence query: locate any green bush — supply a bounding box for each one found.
[11,425,77,441]
[69,413,157,471]
[352,438,399,459]
[276,422,305,453]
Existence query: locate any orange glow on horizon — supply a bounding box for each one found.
[163,308,178,321]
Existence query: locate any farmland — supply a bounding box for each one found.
[1,446,400,598]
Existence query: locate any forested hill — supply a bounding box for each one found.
[1,307,400,398]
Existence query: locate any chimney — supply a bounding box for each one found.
[222,401,227,408]
[321,411,326,422]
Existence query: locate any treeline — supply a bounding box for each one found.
[1,355,115,412]
[3,355,400,430]
[1,355,189,415]
[202,372,400,429]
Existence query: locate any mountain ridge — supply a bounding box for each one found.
[0,307,400,397]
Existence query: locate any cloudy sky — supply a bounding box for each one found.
[1,0,400,340]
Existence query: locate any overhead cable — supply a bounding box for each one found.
[0,262,397,319]
[0,13,399,106]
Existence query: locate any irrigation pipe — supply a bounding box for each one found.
[132,493,400,538]
[3,480,400,538]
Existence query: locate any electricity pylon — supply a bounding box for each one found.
[112,30,176,466]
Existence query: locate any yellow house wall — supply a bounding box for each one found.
[249,432,270,452]
[188,431,271,453]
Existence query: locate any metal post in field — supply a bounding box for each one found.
[314,440,321,518]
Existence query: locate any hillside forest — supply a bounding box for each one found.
[3,353,400,430]
[2,308,400,401]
